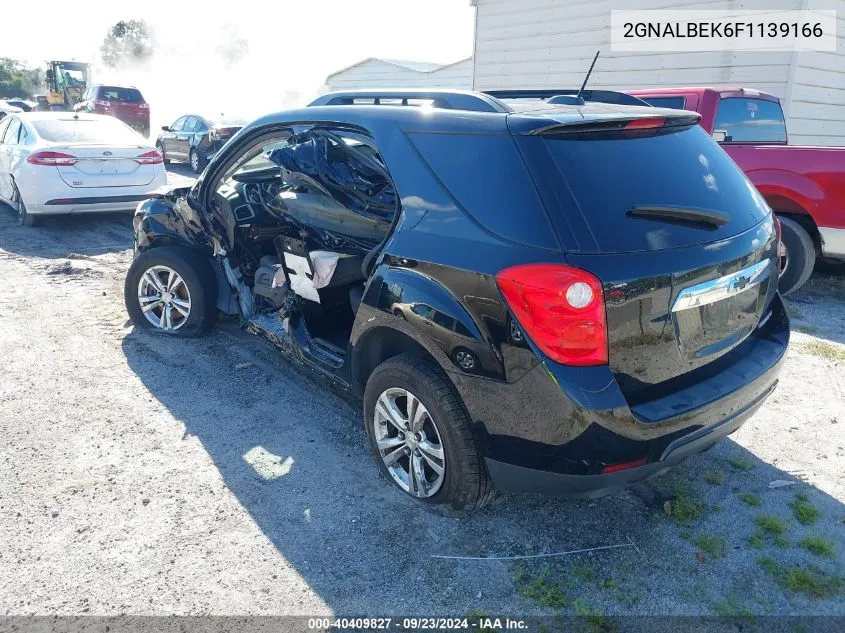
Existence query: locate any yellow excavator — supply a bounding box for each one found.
[44,61,91,111]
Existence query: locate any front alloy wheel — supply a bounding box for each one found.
[373,387,445,498]
[137,265,192,331]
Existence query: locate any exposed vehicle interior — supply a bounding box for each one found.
[211,127,398,359]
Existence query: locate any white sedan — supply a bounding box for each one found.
[0,112,166,226]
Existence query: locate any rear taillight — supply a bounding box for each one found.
[94,99,110,108]
[135,150,163,165]
[496,263,608,366]
[27,151,78,167]
[602,457,648,474]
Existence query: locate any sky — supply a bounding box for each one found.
[2,0,475,125]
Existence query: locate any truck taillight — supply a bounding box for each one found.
[135,150,163,165]
[496,264,608,366]
[27,151,78,167]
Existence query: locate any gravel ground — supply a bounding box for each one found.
[0,173,843,622]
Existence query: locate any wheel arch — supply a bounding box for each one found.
[352,325,444,396]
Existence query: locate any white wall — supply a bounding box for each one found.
[472,0,845,146]
[786,4,845,145]
[327,59,473,90]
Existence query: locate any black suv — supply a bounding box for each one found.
[124,89,789,516]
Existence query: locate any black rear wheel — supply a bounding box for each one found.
[776,216,816,296]
[363,354,494,516]
[189,148,206,174]
[11,182,37,227]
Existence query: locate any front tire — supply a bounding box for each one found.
[363,354,494,516]
[777,216,816,296]
[124,246,217,336]
[156,142,170,165]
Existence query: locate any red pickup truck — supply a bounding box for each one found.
[628,87,845,295]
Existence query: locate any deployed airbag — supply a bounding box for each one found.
[267,130,396,247]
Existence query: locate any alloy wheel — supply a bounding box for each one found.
[190,150,200,172]
[373,387,445,498]
[778,237,789,280]
[137,265,192,330]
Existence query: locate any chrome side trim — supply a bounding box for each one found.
[672,259,771,312]
[819,226,845,259]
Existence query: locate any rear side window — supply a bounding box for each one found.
[714,98,786,143]
[32,117,142,143]
[515,124,771,254]
[408,133,558,250]
[98,86,145,103]
[641,96,686,109]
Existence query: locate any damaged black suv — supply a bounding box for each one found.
[125,89,789,516]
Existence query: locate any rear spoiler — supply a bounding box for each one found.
[484,89,652,107]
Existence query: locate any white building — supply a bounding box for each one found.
[470,0,845,146]
[326,58,473,91]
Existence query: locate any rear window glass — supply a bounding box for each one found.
[515,125,771,254]
[641,96,686,109]
[714,98,786,143]
[98,87,145,103]
[32,117,143,143]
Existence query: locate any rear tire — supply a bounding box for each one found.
[363,354,495,517]
[189,148,206,174]
[124,246,218,337]
[11,182,37,227]
[777,216,815,296]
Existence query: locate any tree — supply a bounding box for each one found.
[0,58,41,98]
[100,20,154,68]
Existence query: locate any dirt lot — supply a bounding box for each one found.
[1,170,843,623]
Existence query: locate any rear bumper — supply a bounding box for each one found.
[819,226,845,259]
[486,378,776,497]
[457,295,789,497]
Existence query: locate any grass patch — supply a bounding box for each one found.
[755,514,787,535]
[713,595,753,617]
[799,341,845,362]
[704,471,724,486]
[799,536,834,558]
[790,494,821,525]
[513,562,568,609]
[748,532,765,549]
[758,557,845,599]
[693,534,727,559]
[663,484,706,526]
[571,598,615,633]
[739,492,762,507]
[571,564,596,584]
[728,457,754,472]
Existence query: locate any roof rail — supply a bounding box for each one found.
[308,89,508,113]
[484,89,651,107]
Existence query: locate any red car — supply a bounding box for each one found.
[74,84,150,138]
[629,86,845,295]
